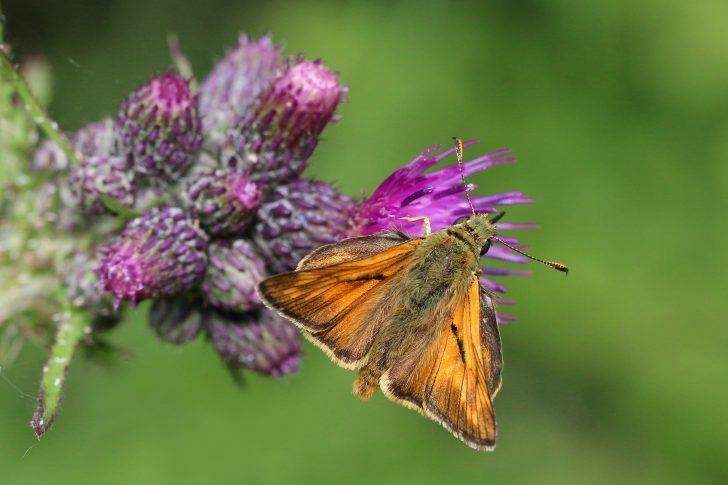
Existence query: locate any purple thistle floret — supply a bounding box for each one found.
[202,239,266,312]
[204,308,301,377]
[98,206,208,306]
[117,71,203,183]
[349,140,531,235]
[225,59,346,183]
[253,178,355,273]
[199,35,282,147]
[185,168,261,236]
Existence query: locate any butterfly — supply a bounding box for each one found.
[258,138,567,450]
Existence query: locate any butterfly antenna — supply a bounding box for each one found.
[453,136,476,216]
[491,236,569,274]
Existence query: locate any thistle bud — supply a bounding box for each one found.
[185,169,260,236]
[253,178,354,273]
[117,71,202,182]
[98,206,208,306]
[199,35,282,146]
[205,308,300,377]
[32,139,68,172]
[225,59,345,183]
[33,115,120,173]
[149,295,203,344]
[202,239,266,312]
[73,118,116,157]
[67,119,136,213]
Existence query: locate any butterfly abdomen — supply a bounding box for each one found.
[353,364,380,399]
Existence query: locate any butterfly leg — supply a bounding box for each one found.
[399,216,431,236]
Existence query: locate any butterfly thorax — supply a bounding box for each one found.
[395,215,493,327]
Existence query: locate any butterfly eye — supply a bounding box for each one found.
[453,215,469,225]
[480,239,492,256]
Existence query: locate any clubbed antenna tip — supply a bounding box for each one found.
[491,236,569,275]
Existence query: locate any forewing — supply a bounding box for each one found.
[258,235,424,368]
[296,232,410,270]
[382,277,499,450]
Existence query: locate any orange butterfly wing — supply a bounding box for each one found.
[382,277,502,450]
[258,233,424,368]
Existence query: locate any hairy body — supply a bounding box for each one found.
[258,213,504,450]
[354,215,492,397]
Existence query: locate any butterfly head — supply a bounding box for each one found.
[452,213,498,256]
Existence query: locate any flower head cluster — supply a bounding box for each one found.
[31,33,537,381]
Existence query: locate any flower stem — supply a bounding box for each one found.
[31,292,89,438]
[0,4,5,44]
[0,49,80,167]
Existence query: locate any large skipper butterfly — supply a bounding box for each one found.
[258,138,567,450]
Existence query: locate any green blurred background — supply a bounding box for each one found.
[2,0,727,483]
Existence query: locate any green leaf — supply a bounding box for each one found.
[99,194,141,219]
[31,292,90,438]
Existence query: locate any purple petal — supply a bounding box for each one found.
[482,267,532,277]
[480,277,507,293]
[496,222,539,230]
[496,313,516,325]
[485,246,529,264]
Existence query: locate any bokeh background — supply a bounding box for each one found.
[2,0,727,483]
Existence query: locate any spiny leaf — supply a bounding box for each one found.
[31,292,90,438]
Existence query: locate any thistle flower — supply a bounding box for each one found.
[202,239,266,312]
[204,307,300,377]
[117,71,202,182]
[149,295,203,344]
[225,59,345,184]
[185,169,260,236]
[199,35,282,146]
[253,178,355,273]
[73,118,116,157]
[98,206,208,306]
[67,119,136,213]
[349,141,530,235]
[347,141,536,306]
